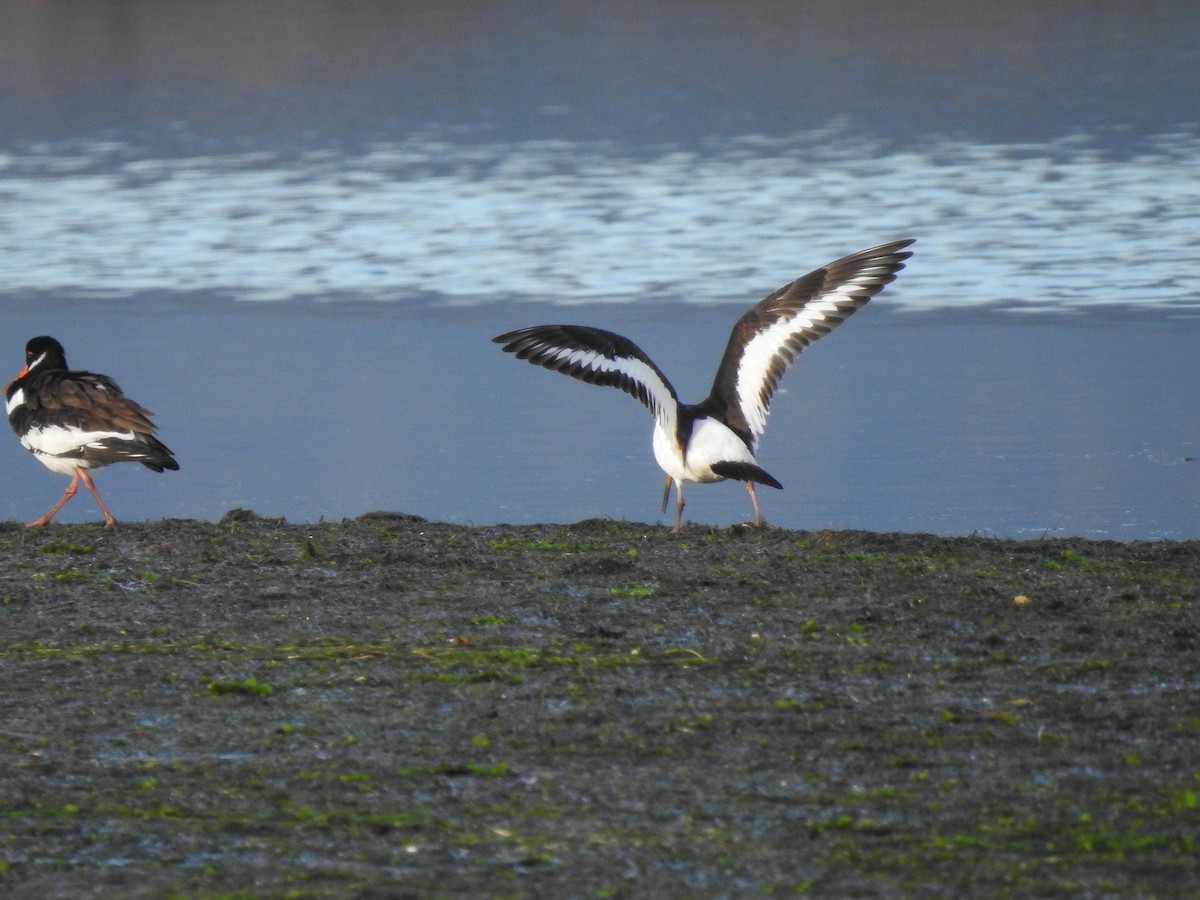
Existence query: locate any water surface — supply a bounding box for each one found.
[1,0,1196,537]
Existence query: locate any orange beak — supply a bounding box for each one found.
[4,366,27,392]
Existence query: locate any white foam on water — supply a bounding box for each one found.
[3,130,1199,311]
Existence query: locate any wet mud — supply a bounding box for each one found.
[1,512,1197,897]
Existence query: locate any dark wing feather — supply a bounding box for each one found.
[78,434,179,471]
[493,325,679,426]
[20,371,159,434]
[707,239,914,443]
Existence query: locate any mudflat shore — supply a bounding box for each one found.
[1,512,1196,897]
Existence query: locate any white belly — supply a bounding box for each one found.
[22,424,130,474]
[28,452,94,475]
[653,416,756,484]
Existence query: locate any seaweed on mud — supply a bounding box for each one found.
[0,514,1196,896]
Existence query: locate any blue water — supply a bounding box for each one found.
[5,132,1200,311]
[1,0,1197,538]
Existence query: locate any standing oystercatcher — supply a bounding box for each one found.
[5,336,179,527]
[494,239,914,532]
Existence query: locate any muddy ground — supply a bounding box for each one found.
[0,511,1196,898]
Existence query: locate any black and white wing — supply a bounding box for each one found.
[707,239,914,445]
[493,325,679,430]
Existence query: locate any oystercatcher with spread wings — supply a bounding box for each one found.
[6,336,179,527]
[494,239,914,532]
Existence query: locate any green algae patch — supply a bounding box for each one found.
[203,676,274,697]
[37,542,93,555]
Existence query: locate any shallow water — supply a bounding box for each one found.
[1,1,1197,537]
[2,300,1195,540]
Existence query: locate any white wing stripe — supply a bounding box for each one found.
[526,340,677,432]
[736,288,866,439]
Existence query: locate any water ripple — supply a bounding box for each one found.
[2,131,1198,310]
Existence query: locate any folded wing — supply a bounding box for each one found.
[14,371,178,471]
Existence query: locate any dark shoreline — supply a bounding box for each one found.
[1,512,1197,897]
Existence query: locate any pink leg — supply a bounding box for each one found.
[27,469,82,528]
[745,481,766,527]
[78,469,119,527]
[661,474,686,533]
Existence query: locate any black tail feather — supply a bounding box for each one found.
[85,435,179,473]
[710,461,782,489]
